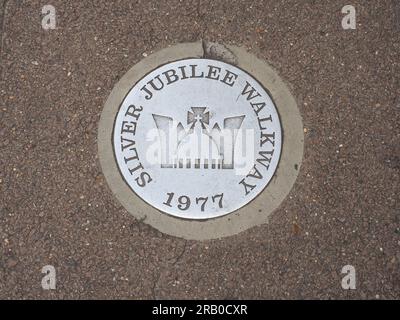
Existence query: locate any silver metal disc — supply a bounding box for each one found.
[113,58,282,219]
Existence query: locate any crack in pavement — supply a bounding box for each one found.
[152,240,188,299]
[201,40,238,65]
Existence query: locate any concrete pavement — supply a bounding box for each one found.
[0,0,399,299]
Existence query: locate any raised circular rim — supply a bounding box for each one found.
[98,42,304,240]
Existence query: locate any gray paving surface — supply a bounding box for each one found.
[0,0,399,299]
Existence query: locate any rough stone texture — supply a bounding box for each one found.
[0,0,399,299]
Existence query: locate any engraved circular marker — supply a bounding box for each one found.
[99,42,303,239]
[112,58,282,219]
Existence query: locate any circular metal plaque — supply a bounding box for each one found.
[113,58,282,219]
[98,42,303,239]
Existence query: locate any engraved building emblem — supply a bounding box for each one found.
[152,107,245,169]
